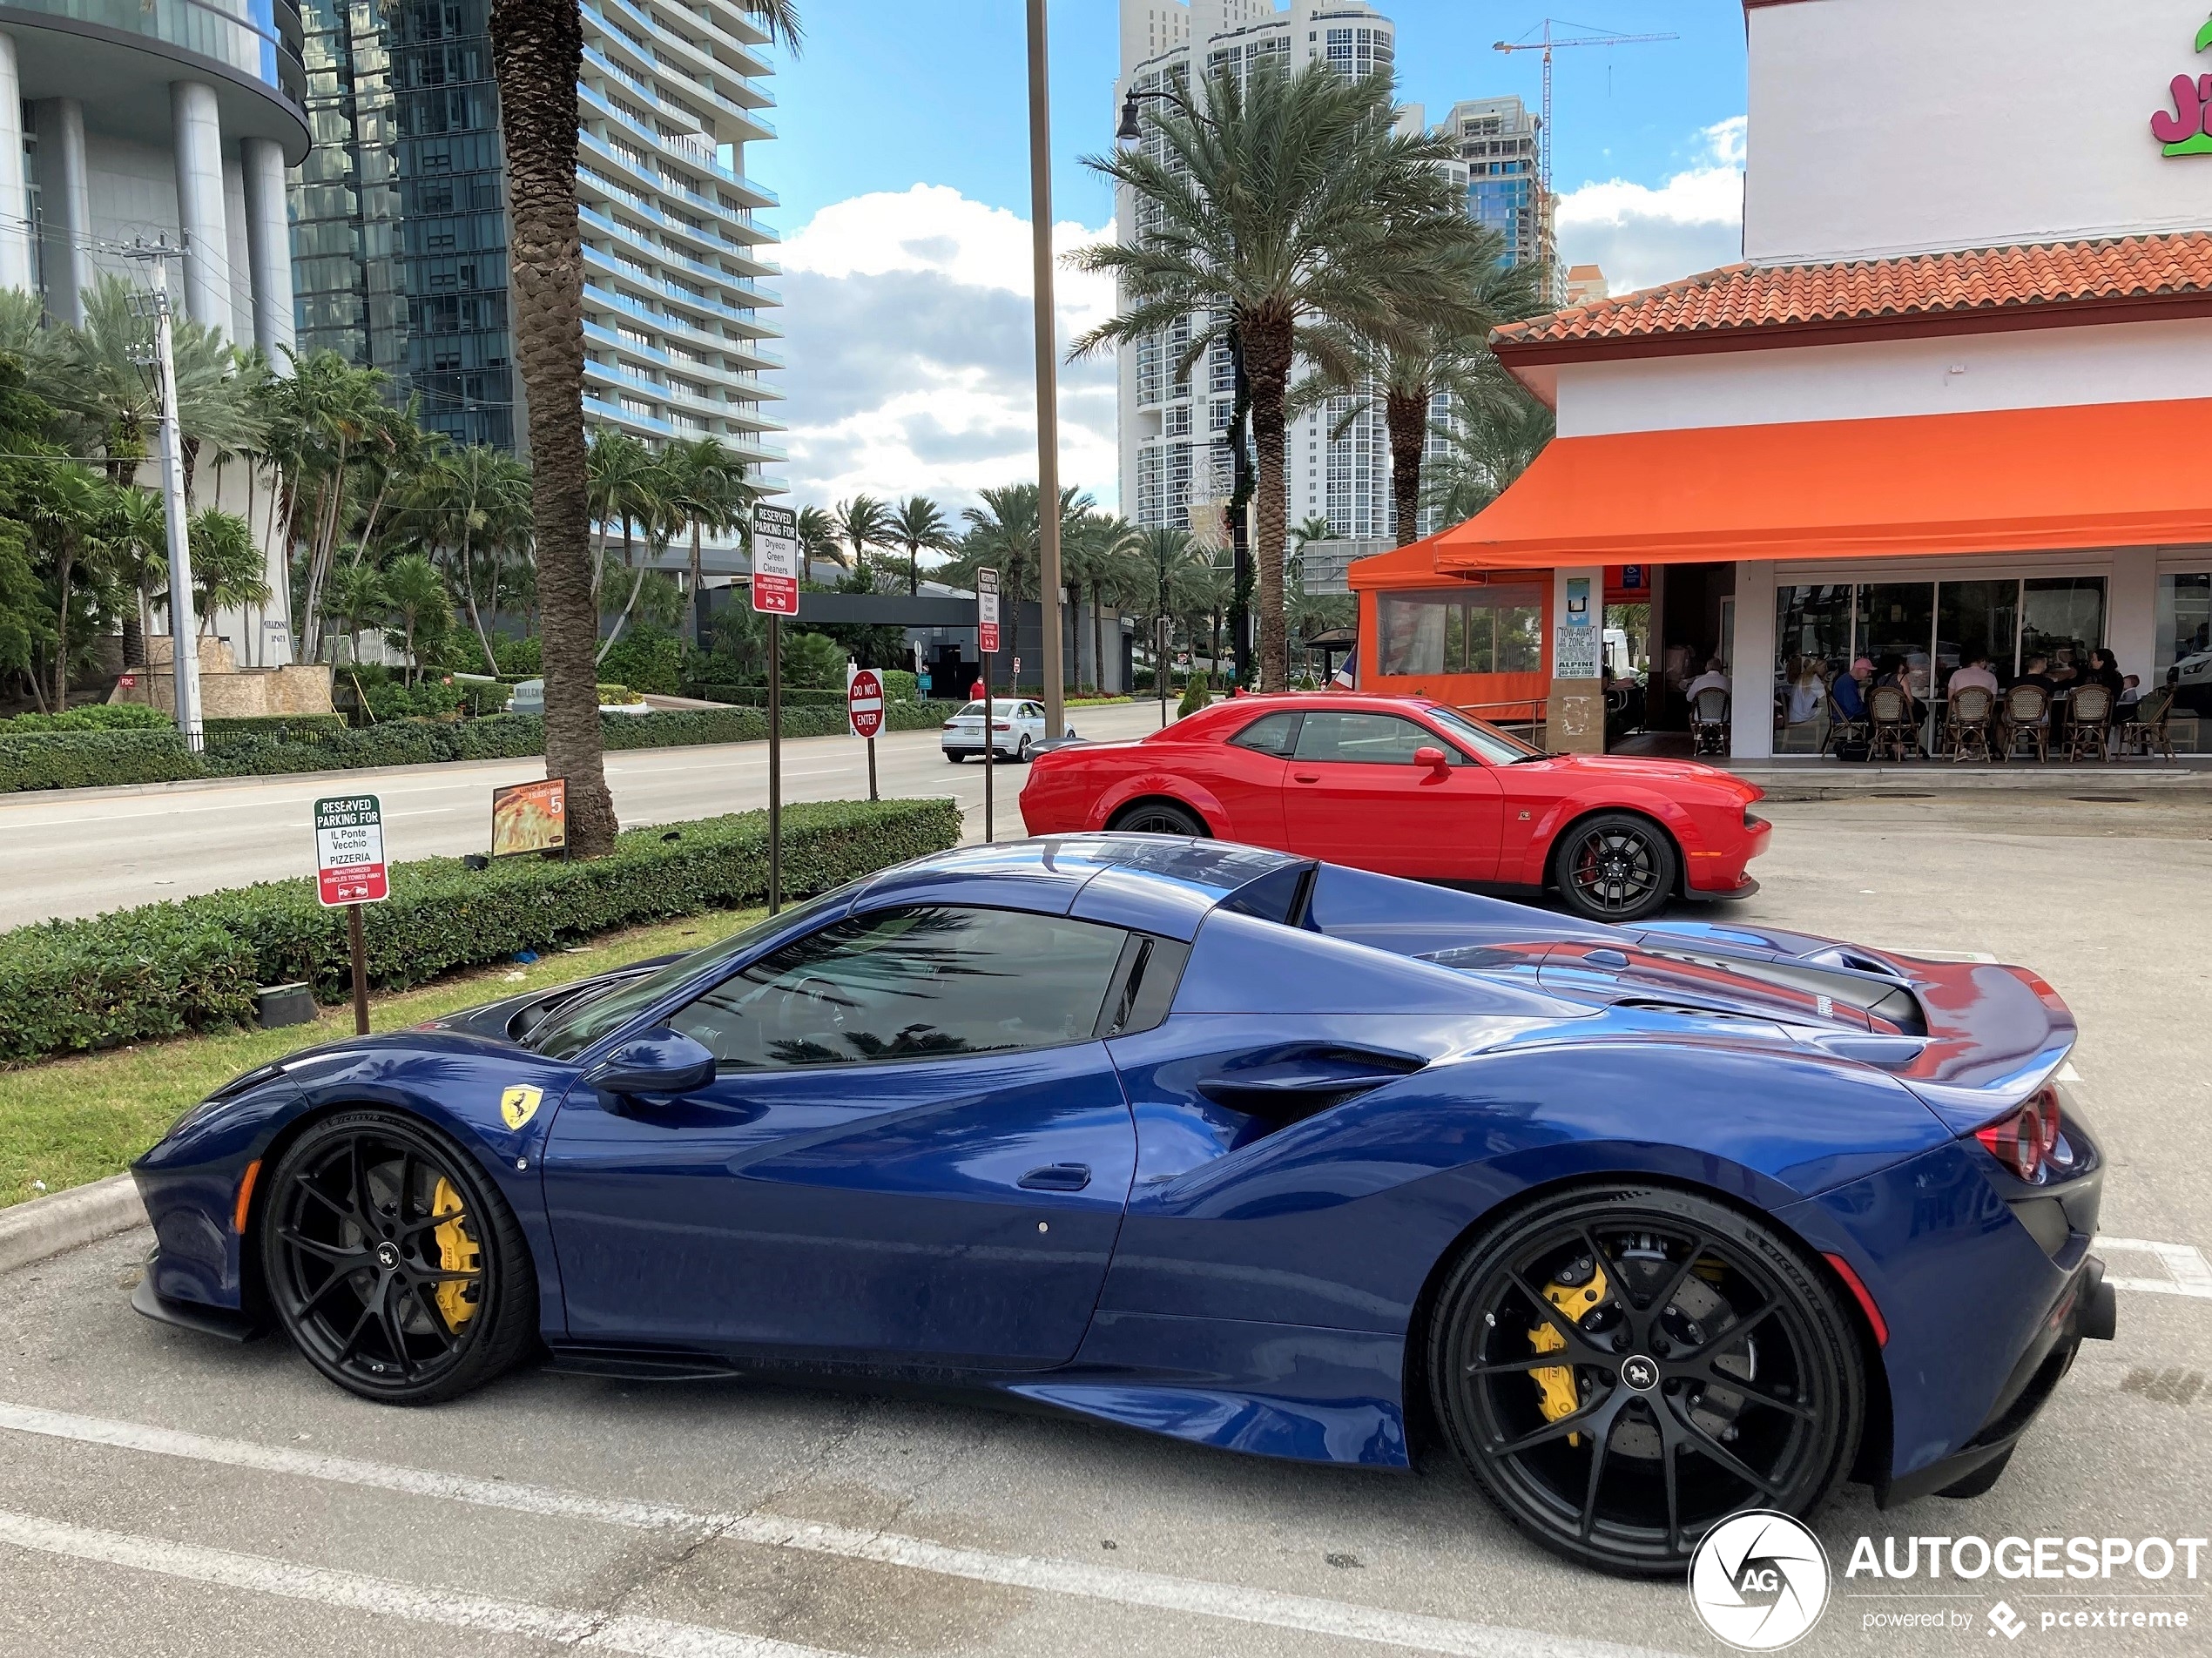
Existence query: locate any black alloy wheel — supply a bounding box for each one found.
[1554,812,1677,923]
[1428,1186,1863,1577]
[261,1109,537,1405]
[1109,799,1207,837]
[945,751,964,765]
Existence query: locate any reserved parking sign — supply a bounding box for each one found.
[314,795,388,907]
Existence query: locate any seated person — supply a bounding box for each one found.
[2011,656,2058,698]
[1946,654,2000,698]
[1831,657,1872,721]
[2086,647,2126,699]
[2118,672,2144,712]
[1871,653,1925,720]
[1784,657,1826,726]
[1684,657,1730,705]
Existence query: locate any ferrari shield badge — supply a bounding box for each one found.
[500,1086,543,1130]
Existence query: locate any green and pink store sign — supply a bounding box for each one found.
[2154,13,2212,153]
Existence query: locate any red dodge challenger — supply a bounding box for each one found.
[1019,693,1770,924]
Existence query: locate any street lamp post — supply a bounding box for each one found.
[1024,0,1065,741]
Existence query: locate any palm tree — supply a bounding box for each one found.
[402,443,532,671]
[324,561,388,666]
[488,0,799,855]
[21,464,112,708]
[104,485,168,668]
[945,484,1089,680]
[662,438,749,643]
[584,429,660,612]
[830,493,892,572]
[381,554,450,686]
[795,504,841,572]
[1294,240,1541,544]
[1077,514,1143,695]
[888,494,953,596]
[1421,374,1557,527]
[260,348,391,659]
[1076,60,1492,689]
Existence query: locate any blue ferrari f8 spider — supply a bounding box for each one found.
[132,835,2115,1576]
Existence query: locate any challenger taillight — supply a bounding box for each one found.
[1976,1084,2062,1182]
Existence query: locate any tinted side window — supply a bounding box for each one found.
[1228,711,1301,756]
[669,906,1128,1068]
[1292,711,1459,765]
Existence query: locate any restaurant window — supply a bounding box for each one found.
[2155,573,2210,675]
[1935,581,2018,681]
[1376,586,1542,676]
[2020,577,2105,675]
[1856,583,1936,695]
[1776,584,1853,674]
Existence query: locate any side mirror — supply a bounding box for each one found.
[1413,745,1452,774]
[585,1028,716,1096]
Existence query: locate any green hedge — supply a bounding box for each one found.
[204,714,351,741]
[0,798,961,1064]
[0,704,968,794]
[1,704,176,732]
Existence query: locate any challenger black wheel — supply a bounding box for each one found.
[1429,1186,1863,1577]
[1108,799,1207,837]
[1552,812,1676,923]
[261,1110,537,1405]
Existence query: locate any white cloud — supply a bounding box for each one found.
[772,185,1121,516]
[1555,118,1747,297]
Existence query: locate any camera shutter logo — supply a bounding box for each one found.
[1688,1510,1831,1650]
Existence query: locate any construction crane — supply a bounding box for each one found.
[1494,18,1678,205]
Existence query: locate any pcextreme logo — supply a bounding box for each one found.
[1688,1511,1831,1651]
[2151,11,2212,155]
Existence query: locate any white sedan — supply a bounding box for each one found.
[941,698,1046,763]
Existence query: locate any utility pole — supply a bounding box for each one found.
[1024,0,1066,740]
[125,239,202,751]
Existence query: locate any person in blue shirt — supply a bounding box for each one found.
[1831,656,1872,721]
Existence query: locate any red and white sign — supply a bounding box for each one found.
[976,567,1001,656]
[314,794,388,907]
[846,666,885,739]
[751,502,800,617]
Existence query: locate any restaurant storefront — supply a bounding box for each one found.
[1351,0,2212,758]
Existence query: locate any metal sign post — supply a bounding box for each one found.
[314,794,388,1035]
[752,502,801,913]
[977,569,1000,843]
[846,665,884,802]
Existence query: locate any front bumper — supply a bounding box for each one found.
[1878,1251,2116,1507]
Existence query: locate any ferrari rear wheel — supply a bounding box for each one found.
[1108,799,1207,837]
[1553,812,1676,923]
[1428,1186,1863,1577]
[261,1109,537,1405]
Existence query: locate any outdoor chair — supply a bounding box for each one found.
[2065,684,2114,761]
[2118,686,2178,761]
[1821,688,1868,758]
[1946,685,1995,763]
[1866,684,1918,762]
[2001,683,2051,762]
[1689,687,1730,756]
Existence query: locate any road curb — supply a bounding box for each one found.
[0,1175,148,1275]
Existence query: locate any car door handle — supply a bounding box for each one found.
[1018,1163,1091,1192]
[1292,772,1320,783]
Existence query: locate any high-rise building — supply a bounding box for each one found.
[1116,0,1396,540]
[289,0,786,476]
[1433,95,1555,292]
[0,1,307,347]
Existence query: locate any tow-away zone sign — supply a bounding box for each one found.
[314,794,388,907]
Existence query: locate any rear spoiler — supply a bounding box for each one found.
[1869,957,2075,1134]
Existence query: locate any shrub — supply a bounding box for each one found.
[1177,671,1212,719]
[597,630,682,695]
[0,730,202,791]
[3,703,176,732]
[0,798,962,1063]
[359,677,465,724]
[879,669,918,701]
[202,714,351,741]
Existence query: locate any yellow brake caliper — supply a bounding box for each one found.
[1528,1263,1609,1445]
[430,1176,481,1331]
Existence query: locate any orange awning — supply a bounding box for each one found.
[1430,398,2212,571]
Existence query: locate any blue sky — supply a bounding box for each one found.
[754,2,1751,511]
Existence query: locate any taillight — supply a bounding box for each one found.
[1976,1085,2061,1182]
[993,721,1010,731]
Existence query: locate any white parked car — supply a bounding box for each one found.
[942,698,1046,763]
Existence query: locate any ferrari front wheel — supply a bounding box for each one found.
[260,1109,538,1405]
[1428,1186,1864,1578]
[1552,812,1676,923]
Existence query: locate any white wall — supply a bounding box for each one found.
[1553,316,2212,437]
[82,130,179,252]
[1747,0,2212,261]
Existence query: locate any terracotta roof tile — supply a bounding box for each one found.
[1493,232,2212,352]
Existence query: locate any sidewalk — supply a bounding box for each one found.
[1726,755,2212,799]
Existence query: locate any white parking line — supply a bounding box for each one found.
[2097,1237,2212,1298]
[0,1401,1682,1658]
[0,1507,848,1658]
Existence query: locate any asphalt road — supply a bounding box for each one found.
[0,701,1177,929]
[3,794,2210,1656]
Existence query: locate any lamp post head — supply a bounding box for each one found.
[1116,93,1143,145]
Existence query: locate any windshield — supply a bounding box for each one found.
[528,884,855,1059]
[1424,704,1548,765]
